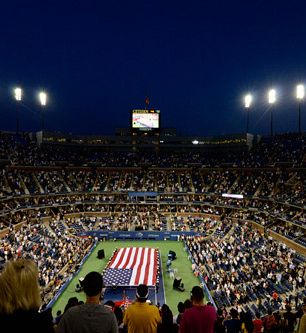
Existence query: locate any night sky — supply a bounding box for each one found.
[1,0,306,136]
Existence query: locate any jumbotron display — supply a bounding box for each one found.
[132,109,160,129]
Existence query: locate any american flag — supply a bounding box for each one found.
[103,247,158,286]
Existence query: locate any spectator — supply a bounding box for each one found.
[272,312,282,332]
[54,310,62,326]
[180,286,216,333]
[123,284,161,333]
[183,299,192,309]
[113,306,126,333]
[240,311,254,333]
[283,305,295,333]
[157,304,178,333]
[224,308,242,333]
[262,310,277,333]
[104,300,115,312]
[63,297,79,313]
[272,291,278,304]
[57,271,118,333]
[175,302,185,325]
[297,302,306,333]
[296,297,306,319]
[0,259,54,333]
[215,308,226,333]
[252,312,263,333]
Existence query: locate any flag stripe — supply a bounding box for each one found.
[144,248,154,285]
[110,248,124,268]
[118,247,131,269]
[143,248,151,285]
[127,247,139,269]
[130,247,144,285]
[123,247,136,269]
[136,247,149,285]
[115,247,128,268]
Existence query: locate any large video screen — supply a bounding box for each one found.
[132,109,160,129]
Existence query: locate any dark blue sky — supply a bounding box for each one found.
[1,0,306,136]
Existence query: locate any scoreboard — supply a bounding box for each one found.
[131,109,160,130]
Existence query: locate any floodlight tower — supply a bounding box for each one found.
[39,91,47,132]
[296,84,304,134]
[268,89,276,137]
[244,94,252,133]
[14,87,22,134]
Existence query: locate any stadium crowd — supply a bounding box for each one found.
[184,221,305,315]
[0,131,306,332]
[0,132,305,167]
[0,221,93,305]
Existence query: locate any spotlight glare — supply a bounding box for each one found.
[39,91,47,106]
[297,84,304,100]
[268,89,276,104]
[14,87,22,101]
[244,94,252,108]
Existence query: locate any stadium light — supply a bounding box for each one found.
[268,89,276,137]
[14,87,23,135]
[297,84,305,100]
[14,87,22,101]
[268,89,276,104]
[244,94,252,108]
[244,94,252,133]
[38,91,47,132]
[297,84,304,134]
[39,91,47,106]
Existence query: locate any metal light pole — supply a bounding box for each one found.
[39,91,47,132]
[268,89,276,137]
[296,84,304,135]
[14,87,22,134]
[244,94,252,133]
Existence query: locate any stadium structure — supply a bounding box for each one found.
[0,109,305,318]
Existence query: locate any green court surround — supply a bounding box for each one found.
[52,240,207,316]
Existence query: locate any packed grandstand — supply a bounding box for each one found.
[0,130,305,327]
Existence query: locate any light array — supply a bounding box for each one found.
[243,84,305,107]
[10,87,48,106]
